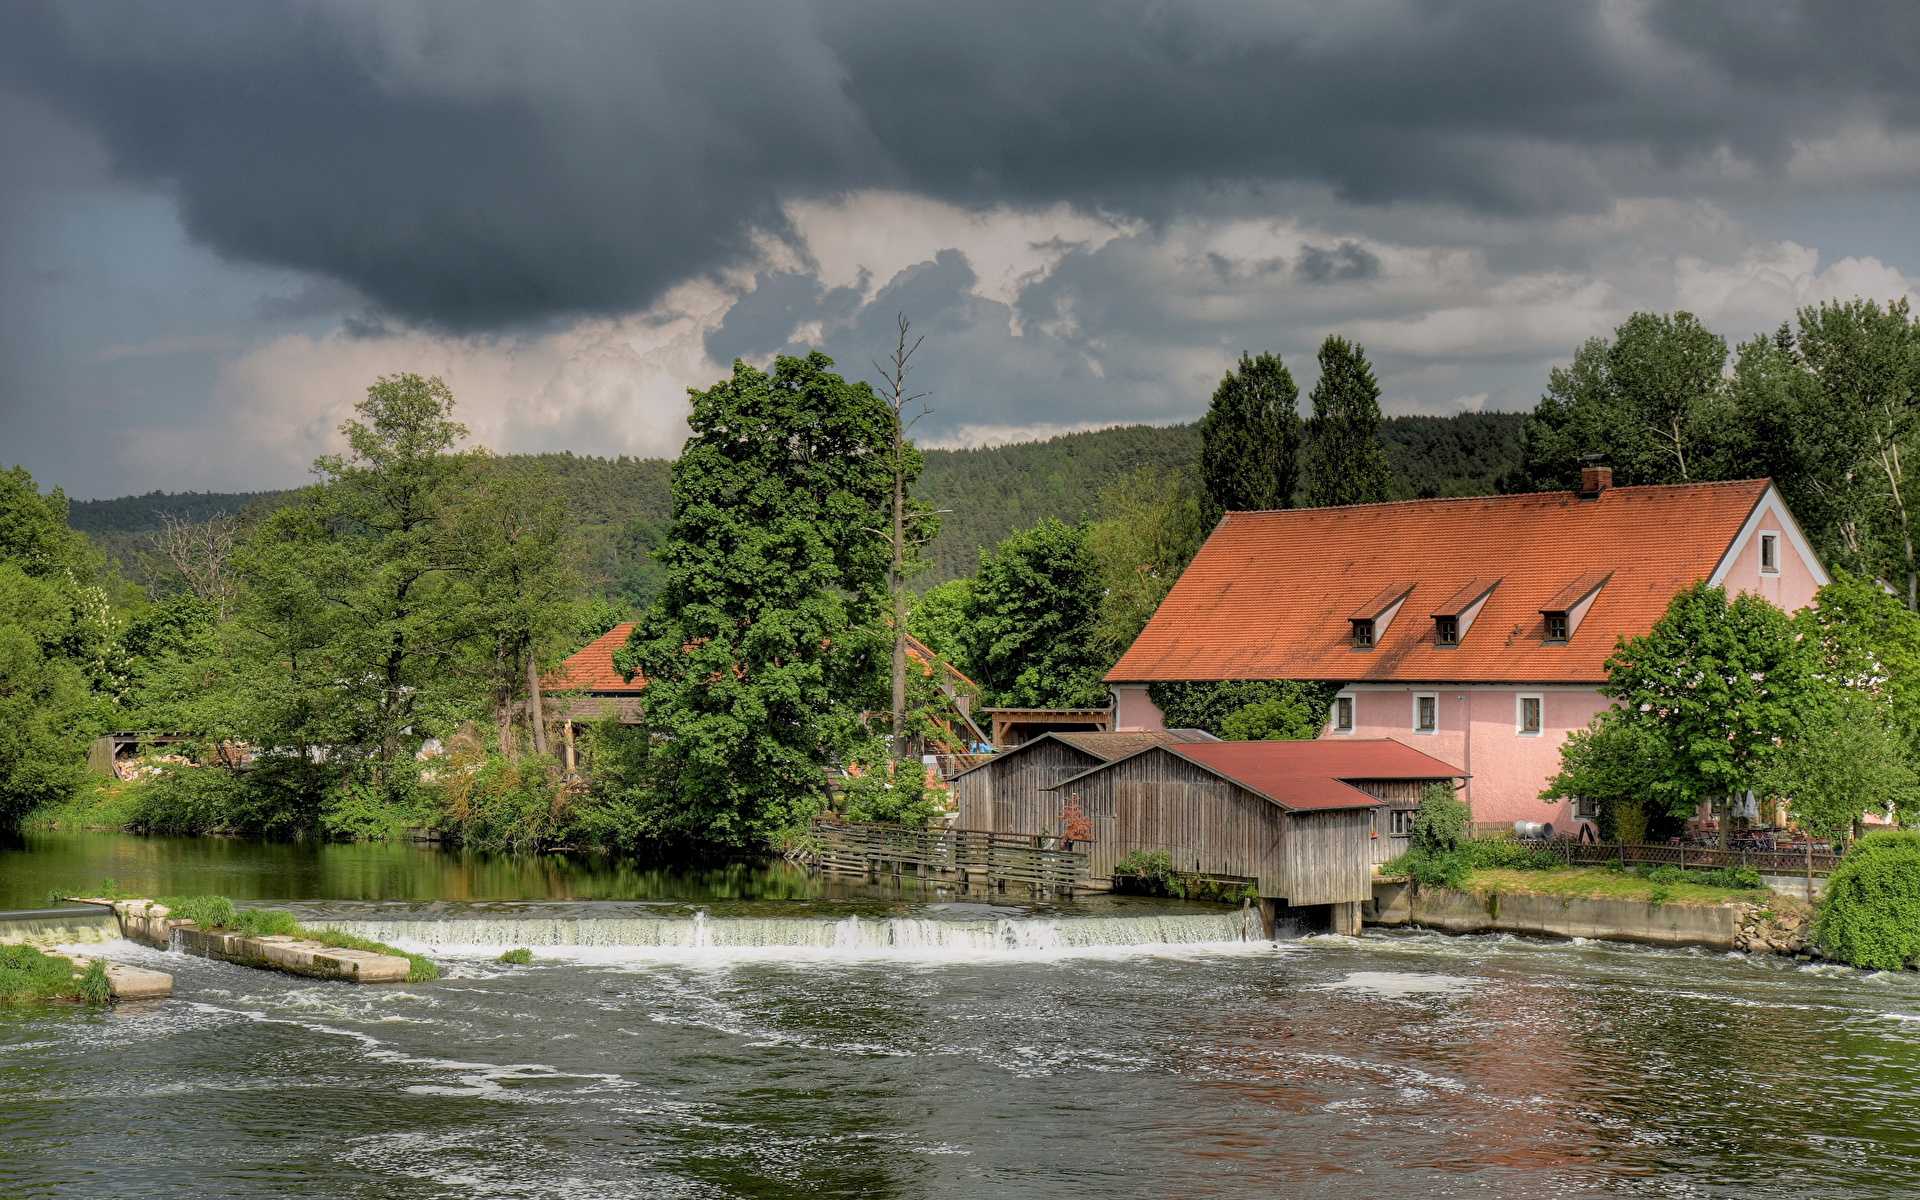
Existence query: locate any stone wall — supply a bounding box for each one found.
[1367,881,1815,955]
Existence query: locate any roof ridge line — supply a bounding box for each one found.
[1219,477,1771,516]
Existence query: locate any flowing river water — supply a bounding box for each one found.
[5,831,1920,1198]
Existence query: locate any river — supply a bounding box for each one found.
[4,831,1920,1198]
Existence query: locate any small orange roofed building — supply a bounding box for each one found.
[1104,467,1829,833]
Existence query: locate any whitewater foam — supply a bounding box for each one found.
[308,910,1264,962]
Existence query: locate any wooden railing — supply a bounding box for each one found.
[811,817,1087,892]
[1526,840,1842,876]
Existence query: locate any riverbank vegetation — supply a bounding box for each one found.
[1816,831,1920,970]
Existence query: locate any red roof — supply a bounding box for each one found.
[546,623,647,694]
[1054,738,1464,811]
[544,625,976,696]
[1107,480,1773,686]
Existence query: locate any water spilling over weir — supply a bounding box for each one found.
[306,907,1261,960]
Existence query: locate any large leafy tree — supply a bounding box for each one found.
[0,466,116,823]
[958,518,1108,708]
[1084,465,1207,658]
[616,353,895,848]
[1518,311,1729,490]
[234,374,484,807]
[1793,299,1920,608]
[449,465,578,757]
[1595,581,1812,822]
[1199,351,1300,521]
[1301,336,1391,507]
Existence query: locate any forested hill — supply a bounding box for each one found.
[67,412,1526,593]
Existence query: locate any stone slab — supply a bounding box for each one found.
[108,899,413,983]
[47,952,174,1000]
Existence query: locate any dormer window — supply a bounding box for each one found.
[1539,571,1610,645]
[1428,577,1499,648]
[1348,582,1415,651]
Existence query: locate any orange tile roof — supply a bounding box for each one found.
[1107,480,1773,686]
[546,624,976,695]
[1050,738,1464,811]
[546,623,647,694]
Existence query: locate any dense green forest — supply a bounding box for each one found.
[69,413,1524,600]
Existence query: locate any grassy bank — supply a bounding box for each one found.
[25,781,144,831]
[0,945,109,1004]
[1460,866,1793,909]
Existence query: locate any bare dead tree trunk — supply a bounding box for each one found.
[874,313,931,768]
[527,650,549,758]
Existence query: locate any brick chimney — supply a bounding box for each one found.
[1577,465,1613,499]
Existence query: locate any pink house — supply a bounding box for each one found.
[1104,469,1828,833]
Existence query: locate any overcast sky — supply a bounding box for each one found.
[3,0,1919,499]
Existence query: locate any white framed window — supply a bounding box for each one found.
[1760,532,1779,573]
[1413,692,1438,734]
[1332,694,1355,733]
[1389,808,1417,837]
[1517,693,1543,735]
[1574,795,1601,821]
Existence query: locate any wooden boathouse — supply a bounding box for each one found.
[952,729,1221,833]
[1031,739,1462,931]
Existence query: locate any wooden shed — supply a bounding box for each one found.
[951,729,1220,832]
[1041,739,1464,911]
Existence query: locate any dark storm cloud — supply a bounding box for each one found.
[3,0,1914,331]
[1296,242,1382,284]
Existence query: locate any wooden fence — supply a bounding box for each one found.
[811,817,1088,893]
[1526,840,1842,876]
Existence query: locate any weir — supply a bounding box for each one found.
[310,908,1264,958]
[0,905,119,946]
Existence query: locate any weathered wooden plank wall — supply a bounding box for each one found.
[1346,779,1433,865]
[956,740,1102,833]
[1283,808,1375,904]
[1051,749,1284,892]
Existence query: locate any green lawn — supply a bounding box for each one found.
[1463,867,1804,911]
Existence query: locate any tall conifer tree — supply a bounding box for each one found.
[1302,336,1391,507]
[1198,351,1300,522]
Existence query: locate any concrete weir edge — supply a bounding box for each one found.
[1364,881,1810,954]
[105,900,412,983]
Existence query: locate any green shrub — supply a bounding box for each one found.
[1632,864,1765,890]
[155,894,235,928]
[1115,849,1175,880]
[1383,784,1476,887]
[77,960,110,1004]
[1818,831,1920,970]
[841,751,937,827]
[499,948,534,965]
[229,908,304,938]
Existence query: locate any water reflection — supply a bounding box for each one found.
[1,829,852,909]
